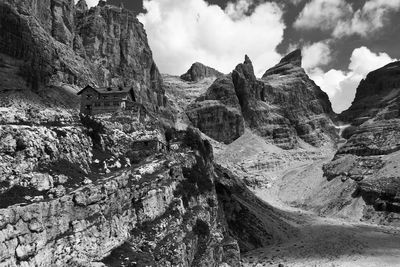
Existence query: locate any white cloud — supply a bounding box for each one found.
[307,47,397,113]
[348,46,394,76]
[225,0,252,20]
[294,0,400,37]
[333,0,400,37]
[74,0,100,8]
[302,41,332,70]
[294,0,352,31]
[138,0,285,76]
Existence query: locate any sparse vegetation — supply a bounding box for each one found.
[0,185,43,209]
[15,137,27,152]
[80,115,105,146]
[173,157,214,208]
[183,127,213,159]
[193,219,210,237]
[38,159,86,186]
[102,242,156,267]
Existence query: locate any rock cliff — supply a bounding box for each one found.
[0,1,299,265]
[0,1,242,265]
[180,62,224,82]
[324,61,400,224]
[185,51,338,148]
[187,76,245,144]
[339,61,400,125]
[258,50,337,148]
[0,0,165,111]
[0,124,242,266]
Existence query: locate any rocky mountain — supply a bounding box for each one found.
[4,0,400,265]
[259,50,337,148]
[180,62,224,82]
[324,61,400,224]
[0,1,300,266]
[0,0,165,112]
[339,61,400,124]
[187,76,245,144]
[186,50,338,148]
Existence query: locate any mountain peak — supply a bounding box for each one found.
[234,55,256,81]
[262,49,303,78]
[244,54,252,65]
[76,0,88,11]
[339,60,400,123]
[279,49,302,67]
[180,62,223,82]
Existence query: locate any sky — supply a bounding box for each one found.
[79,0,400,113]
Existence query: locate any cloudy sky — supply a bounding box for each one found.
[81,0,400,113]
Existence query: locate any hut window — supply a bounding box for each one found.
[95,102,101,107]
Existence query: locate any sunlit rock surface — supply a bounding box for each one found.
[180,62,224,82]
[324,61,400,224]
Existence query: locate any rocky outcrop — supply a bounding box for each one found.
[263,49,302,76]
[0,124,243,266]
[0,125,92,196]
[215,164,297,252]
[181,62,223,82]
[187,76,245,144]
[233,52,337,149]
[0,0,166,111]
[185,51,338,148]
[187,100,244,144]
[324,61,400,224]
[0,1,299,265]
[339,61,400,124]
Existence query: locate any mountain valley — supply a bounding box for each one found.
[1,1,400,267]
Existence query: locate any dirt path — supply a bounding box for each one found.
[241,159,400,267]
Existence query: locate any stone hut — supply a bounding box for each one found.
[77,85,137,115]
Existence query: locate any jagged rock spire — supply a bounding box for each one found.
[244,54,252,65]
[76,0,88,12]
[234,55,256,81]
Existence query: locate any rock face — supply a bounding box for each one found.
[187,77,245,144]
[324,61,400,224]
[0,116,244,266]
[185,51,338,148]
[0,1,251,265]
[0,0,165,111]
[0,125,92,195]
[259,50,337,148]
[180,62,224,82]
[231,52,337,149]
[215,164,297,252]
[339,61,400,124]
